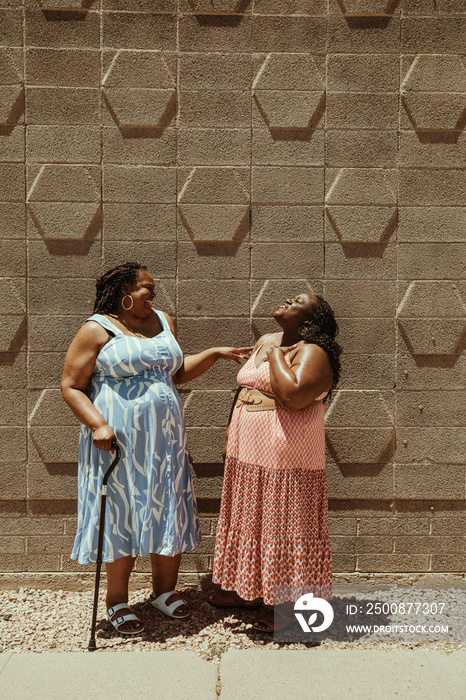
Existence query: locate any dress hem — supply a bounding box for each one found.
[71,539,201,566]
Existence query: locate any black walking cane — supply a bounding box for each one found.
[88,439,121,651]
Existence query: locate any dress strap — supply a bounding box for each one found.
[85,314,123,336]
[253,333,275,356]
[154,309,170,332]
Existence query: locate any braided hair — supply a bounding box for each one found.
[298,295,341,404]
[93,262,147,314]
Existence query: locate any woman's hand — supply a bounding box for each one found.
[175,346,252,384]
[92,424,117,452]
[215,347,252,364]
[264,344,297,360]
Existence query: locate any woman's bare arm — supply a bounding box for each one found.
[162,313,251,385]
[267,343,332,410]
[61,322,117,451]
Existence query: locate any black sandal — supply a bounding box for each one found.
[252,608,292,633]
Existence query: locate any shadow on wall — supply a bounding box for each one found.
[326,431,395,471]
[178,209,251,257]
[337,0,401,28]
[29,211,102,257]
[102,50,177,134]
[103,94,177,140]
[0,317,26,362]
[401,53,466,144]
[0,96,24,135]
[326,208,398,256]
[402,99,466,145]
[39,1,97,17]
[398,322,466,369]
[254,94,326,143]
[189,0,251,24]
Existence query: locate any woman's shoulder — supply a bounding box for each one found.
[252,332,278,351]
[71,318,109,349]
[84,314,120,334]
[292,342,333,374]
[293,341,329,359]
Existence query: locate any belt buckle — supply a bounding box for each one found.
[245,389,254,405]
[237,387,251,407]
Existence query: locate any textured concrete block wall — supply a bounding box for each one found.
[0,0,465,585]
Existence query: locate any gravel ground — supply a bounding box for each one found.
[0,587,464,664]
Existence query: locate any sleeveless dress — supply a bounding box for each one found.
[212,344,332,605]
[71,311,201,565]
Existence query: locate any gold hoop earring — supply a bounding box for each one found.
[122,295,133,311]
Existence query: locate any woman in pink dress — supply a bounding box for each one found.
[209,293,341,633]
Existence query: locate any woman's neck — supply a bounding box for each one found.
[281,328,302,346]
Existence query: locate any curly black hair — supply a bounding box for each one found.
[93,262,147,314]
[298,295,342,404]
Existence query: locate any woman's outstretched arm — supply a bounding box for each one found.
[175,347,251,384]
[162,313,251,384]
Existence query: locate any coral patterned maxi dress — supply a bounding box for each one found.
[212,345,332,605]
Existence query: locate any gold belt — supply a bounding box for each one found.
[236,387,281,411]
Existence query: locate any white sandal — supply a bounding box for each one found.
[107,603,144,636]
[150,590,189,619]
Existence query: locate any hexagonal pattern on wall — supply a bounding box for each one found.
[29,203,102,241]
[104,88,175,128]
[28,386,79,464]
[0,49,23,126]
[326,169,396,206]
[402,55,466,131]
[326,390,395,464]
[178,204,250,242]
[326,169,397,242]
[1,0,463,581]
[29,389,76,426]
[254,91,325,130]
[326,428,395,464]
[397,281,466,355]
[29,426,80,463]
[27,165,100,240]
[253,54,325,130]
[103,51,176,128]
[326,390,394,427]
[28,165,100,202]
[178,167,249,242]
[103,51,175,89]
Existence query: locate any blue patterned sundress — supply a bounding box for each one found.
[71,311,201,564]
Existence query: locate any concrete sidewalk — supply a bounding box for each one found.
[0,649,464,700]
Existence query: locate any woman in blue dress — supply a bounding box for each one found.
[61,262,249,635]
